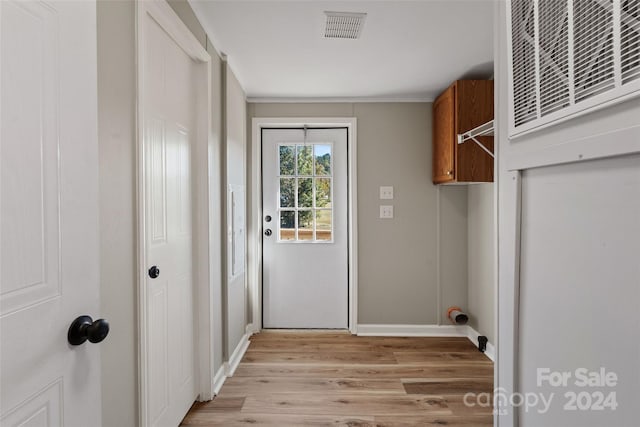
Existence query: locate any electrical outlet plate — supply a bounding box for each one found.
[379,205,394,219]
[379,186,394,199]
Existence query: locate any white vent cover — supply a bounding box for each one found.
[324,11,367,39]
[508,0,640,137]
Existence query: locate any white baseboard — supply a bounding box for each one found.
[356,324,468,336]
[466,325,495,362]
[356,323,495,362]
[211,327,254,397]
[212,365,227,396]
[246,322,259,335]
[224,332,251,378]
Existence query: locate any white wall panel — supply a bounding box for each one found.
[518,154,640,426]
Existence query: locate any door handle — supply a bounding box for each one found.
[264,229,272,237]
[68,315,110,345]
[148,265,160,279]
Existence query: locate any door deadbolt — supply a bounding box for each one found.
[265,215,272,222]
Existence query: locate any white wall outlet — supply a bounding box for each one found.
[379,205,394,219]
[379,186,394,199]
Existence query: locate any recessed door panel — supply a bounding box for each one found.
[1,1,101,425]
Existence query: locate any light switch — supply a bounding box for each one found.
[380,186,394,200]
[379,205,394,219]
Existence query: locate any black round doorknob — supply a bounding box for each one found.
[68,315,110,346]
[148,265,160,279]
[264,229,272,236]
[265,215,272,222]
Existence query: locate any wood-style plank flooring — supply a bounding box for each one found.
[181,331,494,426]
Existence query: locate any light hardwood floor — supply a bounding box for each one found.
[181,331,494,426]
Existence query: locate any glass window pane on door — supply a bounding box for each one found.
[277,142,334,243]
[279,178,295,208]
[279,211,295,241]
[314,144,331,175]
[296,145,313,175]
[298,210,313,241]
[315,178,331,208]
[297,178,313,208]
[279,145,295,175]
[316,210,332,241]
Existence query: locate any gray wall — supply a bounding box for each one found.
[439,186,469,325]
[467,184,495,342]
[168,0,227,380]
[247,102,468,325]
[167,0,207,48]
[224,66,248,356]
[165,0,252,385]
[98,1,246,425]
[97,2,137,426]
[207,44,225,377]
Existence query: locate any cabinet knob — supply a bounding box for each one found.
[446,170,453,176]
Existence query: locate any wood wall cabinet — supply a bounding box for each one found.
[432,80,494,184]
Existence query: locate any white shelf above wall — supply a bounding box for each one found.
[457,119,495,159]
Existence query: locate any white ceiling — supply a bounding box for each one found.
[189,0,495,101]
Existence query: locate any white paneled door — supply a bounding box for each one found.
[1,1,102,426]
[262,128,348,329]
[142,6,197,427]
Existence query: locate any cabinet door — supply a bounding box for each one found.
[432,85,455,183]
[456,80,494,182]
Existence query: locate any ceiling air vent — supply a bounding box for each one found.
[324,11,367,39]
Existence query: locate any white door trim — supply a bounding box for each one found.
[250,118,358,334]
[135,2,215,425]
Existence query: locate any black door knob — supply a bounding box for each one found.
[68,315,110,346]
[148,265,160,279]
[264,229,272,236]
[265,215,272,222]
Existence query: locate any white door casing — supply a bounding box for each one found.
[137,1,213,426]
[262,128,348,329]
[1,1,101,426]
[249,118,358,334]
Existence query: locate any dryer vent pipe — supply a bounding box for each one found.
[447,306,469,325]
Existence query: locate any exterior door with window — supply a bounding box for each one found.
[262,128,348,328]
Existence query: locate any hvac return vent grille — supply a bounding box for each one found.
[508,0,640,137]
[324,11,367,39]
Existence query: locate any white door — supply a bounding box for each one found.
[1,1,102,426]
[142,8,197,427]
[262,128,348,329]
